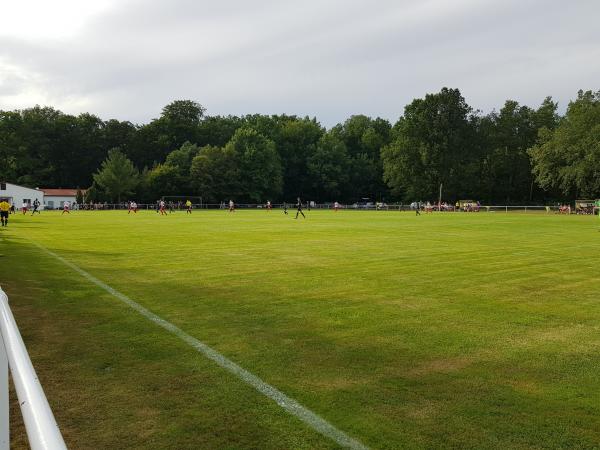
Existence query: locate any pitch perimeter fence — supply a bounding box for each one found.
[47,203,599,215]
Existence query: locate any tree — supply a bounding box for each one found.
[307,132,350,201]
[197,115,245,148]
[226,128,283,202]
[102,119,137,157]
[165,141,201,172]
[382,88,477,201]
[480,101,538,203]
[332,115,392,201]
[0,110,21,182]
[529,90,600,198]
[76,188,84,204]
[190,145,239,202]
[277,117,323,199]
[189,128,283,203]
[93,148,139,202]
[145,164,184,199]
[161,100,206,125]
[158,100,206,151]
[84,183,99,203]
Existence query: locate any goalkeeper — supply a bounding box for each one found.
[0,199,10,227]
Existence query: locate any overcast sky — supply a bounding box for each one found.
[0,0,598,126]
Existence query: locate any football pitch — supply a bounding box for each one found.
[1,210,599,449]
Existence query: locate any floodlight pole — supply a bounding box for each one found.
[438,183,443,210]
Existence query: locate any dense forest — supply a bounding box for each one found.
[1,87,598,204]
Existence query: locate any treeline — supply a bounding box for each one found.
[1,88,599,204]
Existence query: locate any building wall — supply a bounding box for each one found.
[44,196,77,209]
[0,183,44,209]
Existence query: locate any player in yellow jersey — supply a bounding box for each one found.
[0,199,10,227]
[185,199,192,214]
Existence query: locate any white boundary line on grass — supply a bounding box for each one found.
[28,239,368,450]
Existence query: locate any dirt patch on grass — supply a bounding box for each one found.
[407,356,474,377]
[305,375,371,391]
[506,378,542,395]
[404,399,441,420]
[505,324,599,350]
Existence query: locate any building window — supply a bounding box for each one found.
[23,199,31,205]
[0,183,5,190]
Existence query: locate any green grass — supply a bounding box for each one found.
[1,209,600,449]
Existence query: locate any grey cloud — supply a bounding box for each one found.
[0,0,599,126]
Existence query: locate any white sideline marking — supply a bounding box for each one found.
[28,240,368,450]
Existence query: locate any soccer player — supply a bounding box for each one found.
[159,200,167,215]
[62,201,70,214]
[186,199,192,214]
[229,200,235,212]
[0,199,10,226]
[168,201,175,214]
[266,200,271,211]
[31,199,41,215]
[21,201,28,214]
[283,202,288,215]
[334,201,339,212]
[295,197,305,219]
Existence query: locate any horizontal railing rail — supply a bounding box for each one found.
[33,203,597,214]
[0,287,67,450]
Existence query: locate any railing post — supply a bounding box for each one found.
[0,336,8,450]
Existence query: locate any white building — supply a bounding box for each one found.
[0,182,44,209]
[39,189,82,209]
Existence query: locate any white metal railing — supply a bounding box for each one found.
[0,287,67,450]
[48,203,596,214]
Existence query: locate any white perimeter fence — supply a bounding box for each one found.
[0,287,67,450]
[44,203,598,215]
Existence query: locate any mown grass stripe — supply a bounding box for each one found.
[27,238,368,450]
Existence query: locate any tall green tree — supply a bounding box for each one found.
[226,128,283,202]
[93,148,139,202]
[332,115,391,201]
[277,117,323,199]
[130,100,206,168]
[143,141,202,197]
[529,90,600,198]
[189,128,282,203]
[190,145,240,202]
[0,110,21,182]
[307,132,350,201]
[197,115,244,148]
[479,98,560,203]
[382,88,477,201]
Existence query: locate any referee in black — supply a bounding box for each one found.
[295,197,306,219]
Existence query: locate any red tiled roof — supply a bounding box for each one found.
[39,188,85,196]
